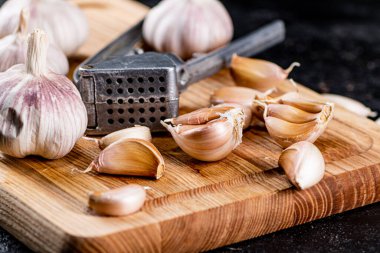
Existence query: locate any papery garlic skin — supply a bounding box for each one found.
[98,126,152,150]
[0,9,69,74]
[279,141,325,190]
[0,29,87,159]
[0,0,88,55]
[143,0,233,59]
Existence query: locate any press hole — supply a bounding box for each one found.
[128,98,134,104]
[159,76,165,82]
[148,77,154,83]
[149,97,155,103]
[160,116,166,121]
[118,118,125,124]
[128,88,134,93]
[139,117,146,123]
[117,99,124,104]
[159,87,166,92]
[138,87,144,93]
[106,89,112,95]
[139,108,145,113]
[149,107,155,113]
[117,78,122,84]
[117,88,123,94]
[160,97,166,102]
[127,78,133,83]
[106,99,113,105]
[108,119,114,124]
[106,79,112,84]
[160,107,166,112]
[107,109,113,114]
[138,77,144,83]
[139,98,145,103]
[148,87,155,93]
[149,117,156,122]
[129,118,135,123]
[128,108,134,113]
[118,108,124,114]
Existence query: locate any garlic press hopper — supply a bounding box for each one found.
[74,20,285,135]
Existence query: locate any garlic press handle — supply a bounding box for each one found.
[179,20,286,89]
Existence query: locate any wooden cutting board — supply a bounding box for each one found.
[0,1,379,252]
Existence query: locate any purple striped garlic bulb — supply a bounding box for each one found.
[0,9,68,74]
[0,29,87,159]
[143,0,234,60]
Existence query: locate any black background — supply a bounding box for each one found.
[0,0,379,252]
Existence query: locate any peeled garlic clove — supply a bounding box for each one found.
[162,107,244,162]
[279,141,325,190]
[98,126,152,150]
[230,54,300,91]
[143,0,233,59]
[0,9,68,74]
[322,93,377,118]
[0,0,88,55]
[214,103,252,130]
[88,138,165,179]
[0,29,87,159]
[89,184,146,216]
[263,103,334,148]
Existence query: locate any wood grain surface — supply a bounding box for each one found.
[0,0,379,252]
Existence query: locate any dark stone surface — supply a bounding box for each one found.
[0,0,379,252]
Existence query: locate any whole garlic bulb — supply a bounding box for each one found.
[143,0,233,59]
[0,0,88,55]
[0,9,69,74]
[0,29,87,159]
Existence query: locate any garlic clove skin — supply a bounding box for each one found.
[273,92,327,114]
[88,138,165,179]
[161,107,244,162]
[0,29,87,159]
[279,141,325,190]
[230,54,300,91]
[0,0,88,56]
[322,93,377,118]
[261,103,320,124]
[376,118,380,125]
[89,184,146,216]
[98,126,152,150]
[214,103,252,130]
[0,9,69,74]
[143,0,233,60]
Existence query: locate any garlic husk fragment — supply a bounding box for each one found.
[214,103,252,130]
[279,141,325,190]
[0,0,88,55]
[0,9,68,74]
[230,54,300,91]
[98,126,152,150]
[143,0,233,59]
[87,138,165,179]
[322,93,377,118]
[89,184,146,216]
[0,29,87,159]
[161,105,244,162]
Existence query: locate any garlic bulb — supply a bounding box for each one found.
[0,9,68,74]
[89,184,146,216]
[97,126,152,150]
[256,93,334,148]
[0,29,87,159]
[87,138,165,179]
[279,141,325,190]
[322,93,377,118]
[161,105,244,162]
[230,54,300,91]
[0,0,88,55]
[143,0,233,59]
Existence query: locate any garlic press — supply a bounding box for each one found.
[74,20,285,135]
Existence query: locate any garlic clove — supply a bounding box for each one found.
[89,184,146,216]
[279,141,325,190]
[376,118,380,125]
[87,138,165,179]
[259,103,320,124]
[230,54,300,91]
[97,126,152,150]
[161,107,244,162]
[273,92,327,114]
[322,93,377,118]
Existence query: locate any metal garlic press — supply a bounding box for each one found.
[74,20,285,135]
